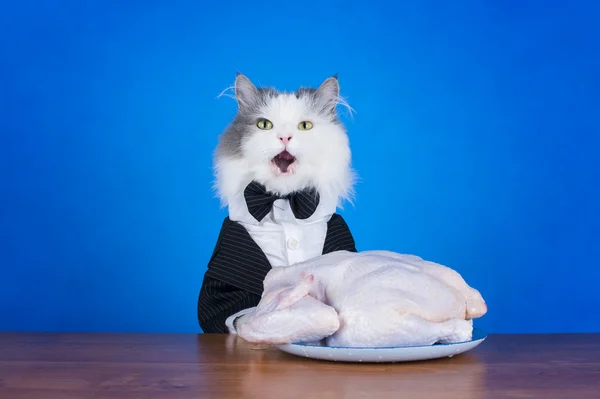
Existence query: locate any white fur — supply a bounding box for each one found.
[214,92,355,207]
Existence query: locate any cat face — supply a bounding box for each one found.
[214,74,354,203]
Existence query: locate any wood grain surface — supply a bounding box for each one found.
[0,332,599,398]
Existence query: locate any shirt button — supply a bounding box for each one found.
[287,238,299,250]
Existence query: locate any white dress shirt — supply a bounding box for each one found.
[224,189,338,333]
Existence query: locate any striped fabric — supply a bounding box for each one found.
[197,214,357,333]
[323,214,357,254]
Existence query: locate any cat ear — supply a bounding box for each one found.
[313,75,340,114]
[234,73,259,111]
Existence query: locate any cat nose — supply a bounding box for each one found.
[279,135,292,144]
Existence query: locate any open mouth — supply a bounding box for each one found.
[271,150,296,174]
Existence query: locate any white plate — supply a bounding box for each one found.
[277,328,487,363]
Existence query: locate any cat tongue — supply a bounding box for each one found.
[273,151,295,172]
[278,151,294,160]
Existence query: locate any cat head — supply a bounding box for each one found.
[213,73,355,206]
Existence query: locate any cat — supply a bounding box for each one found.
[197,73,358,333]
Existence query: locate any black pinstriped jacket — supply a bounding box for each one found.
[197,214,357,333]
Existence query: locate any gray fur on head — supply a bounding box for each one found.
[215,75,278,159]
[216,74,342,159]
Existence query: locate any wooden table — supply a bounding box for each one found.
[0,332,598,398]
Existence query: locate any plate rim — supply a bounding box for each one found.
[277,328,488,351]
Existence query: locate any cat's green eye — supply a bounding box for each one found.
[298,121,313,130]
[257,119,273,130]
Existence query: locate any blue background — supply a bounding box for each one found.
[1,0,598,334]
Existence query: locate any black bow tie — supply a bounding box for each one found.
[243,181,320,222]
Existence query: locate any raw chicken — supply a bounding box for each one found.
[237,250,487,347]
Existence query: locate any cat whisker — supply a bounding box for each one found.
[336,95,355,118]
[216,85,236,100]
